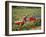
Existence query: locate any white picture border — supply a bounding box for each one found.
[8,2,44,35]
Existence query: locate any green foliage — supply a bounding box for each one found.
[34,20,41,26]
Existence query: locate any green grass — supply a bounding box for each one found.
[12,6,41,31]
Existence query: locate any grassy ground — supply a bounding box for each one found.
[12,6,41,31]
